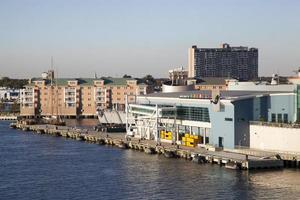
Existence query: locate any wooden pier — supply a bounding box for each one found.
[11,122,284,170]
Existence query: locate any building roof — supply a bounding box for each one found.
[144,90,293,101]
[26,77,145,87]
[196,77,228,85]
[101,77,136,86]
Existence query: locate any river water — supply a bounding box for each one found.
[0,121,300,200]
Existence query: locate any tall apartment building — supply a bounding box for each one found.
[188,43,258,81]
[20,71,153,118]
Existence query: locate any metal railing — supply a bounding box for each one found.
[250,121,300,128]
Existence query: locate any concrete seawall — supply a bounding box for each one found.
[10,122,285,170]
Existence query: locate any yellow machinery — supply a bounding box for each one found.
[182,134,202,147]
[160,130,172,140]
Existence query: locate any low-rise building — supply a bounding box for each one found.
[0,87,20,102]
[20,71,153,118]
[126,90,298,149]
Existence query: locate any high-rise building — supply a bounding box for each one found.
[188,43,258,81]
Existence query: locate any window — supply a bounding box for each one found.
[271,113,276,122]
[176,106,210,122]
[225,118,233,121]
[277,114,282,123]
[238,118,245,122]
[283,114,288,123]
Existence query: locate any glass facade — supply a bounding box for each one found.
[271,113,276,122]
[176,106,210,122]
[277,114,282,123]
[131,107,154,114]
[284,114,288,123]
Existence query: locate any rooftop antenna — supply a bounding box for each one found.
[51,56,54,70]
[50,56,54,86]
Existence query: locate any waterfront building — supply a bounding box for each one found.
[0,87,20,102]
[126,89,298,149]
[20,71,153,118]
[188,43,258,81]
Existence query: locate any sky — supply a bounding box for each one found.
[0,0,300,78]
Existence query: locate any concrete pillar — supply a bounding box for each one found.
[176,124,179,143]
[203,128,206,145]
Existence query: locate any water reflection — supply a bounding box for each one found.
[1,121,300,200]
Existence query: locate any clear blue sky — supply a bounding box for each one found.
[0,0,300,78]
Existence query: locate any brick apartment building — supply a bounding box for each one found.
[20,71,153,118]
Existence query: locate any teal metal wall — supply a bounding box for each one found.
[136,92,297,149]
[268,94,296,123]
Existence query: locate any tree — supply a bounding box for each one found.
[123,74,132,78]
[142,74,155,85]
[0,77,28,89]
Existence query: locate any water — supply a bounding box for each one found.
[0,121,300,200]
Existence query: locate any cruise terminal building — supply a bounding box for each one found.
[126,90,297,149]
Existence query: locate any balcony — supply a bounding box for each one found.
[95,97,105,103]
[65,97,76,103]
[65,92,76,96]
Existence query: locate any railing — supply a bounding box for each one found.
[95,97,105,103]
[65,92,76,96]
[250,121,300,128]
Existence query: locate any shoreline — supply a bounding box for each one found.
[9,122,288,170]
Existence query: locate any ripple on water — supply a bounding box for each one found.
[0,121,300,200]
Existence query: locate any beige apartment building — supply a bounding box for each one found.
[20,71,153,118]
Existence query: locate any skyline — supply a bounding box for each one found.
[1,0,300,78]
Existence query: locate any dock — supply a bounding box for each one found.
[10,122,284,170]
[0,115,17,121]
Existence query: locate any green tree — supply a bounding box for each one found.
[0,77,28,89]
[142,74,155,85]
[123,74,132,78]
